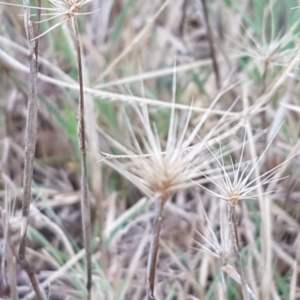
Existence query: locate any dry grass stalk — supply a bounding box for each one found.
[0,38,241,115]
[83,66,106,271]
[38,1,96,296]
[227,203,249,300]
[146,195,167,299]
[200,0,220,89]
[73,18,92,299]
[18,0,44,299]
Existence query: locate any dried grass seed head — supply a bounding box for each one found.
[1,0,97,39]
[228,12,300,73]
[99,76,242,200]
[100,106,231,200]
[101,103,203,200]
[197,125,294,206]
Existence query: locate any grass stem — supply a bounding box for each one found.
[228,204,249,300]
[200,0,221,89]
[18,1,44,299]
[147,196,167,300]
[73,18,92,299]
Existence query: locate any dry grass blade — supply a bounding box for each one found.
[83,56,105,271]
[120,228,149,300]
[222,264,257,300]
[0,44,242,115]
[242,90,272,300]
[289,260,298,300]
[24,247,87,300]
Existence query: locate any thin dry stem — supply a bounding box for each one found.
[147,196,167,300]
[18,0,44,299]
[261,60,270,95]
[227,204,249,300]
[260,60,270,144]
[200,0,221,89]
[74,18,92,299]
[82,44,106,271]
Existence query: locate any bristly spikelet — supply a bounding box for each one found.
[100,104,196,200]
[99,100,231,202]
[228,6,300,71]
[196,125,298,206]
[98,77,241,202]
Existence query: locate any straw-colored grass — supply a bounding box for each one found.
[0,0,300,299]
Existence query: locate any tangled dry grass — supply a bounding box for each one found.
[0,0,300,299]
